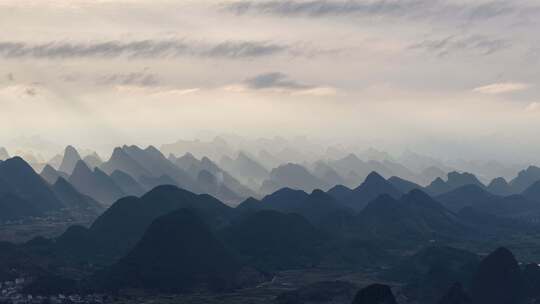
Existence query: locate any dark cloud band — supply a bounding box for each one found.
[224,0,529,23]
[245,72,313,90]
[0,39,287,60]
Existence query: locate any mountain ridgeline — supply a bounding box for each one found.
[2,145,540,302]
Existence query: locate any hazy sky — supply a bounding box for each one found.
[1,0,539,161]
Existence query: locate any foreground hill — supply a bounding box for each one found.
[95,209,244,293]
[220,210,326,271]
[59,185,234,261]
[238,188,349,224]
[354,190,464,242]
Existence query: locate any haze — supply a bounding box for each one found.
[1,0,539,163]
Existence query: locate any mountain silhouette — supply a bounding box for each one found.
[40,164,68,185]
[436,184,495,212]
[437,184,540,219]
[356,190,464,241]
[522,180,540,202]
[249,187,346,223]
[487,177,515,196]
[221,210,325,270]
[0,192,38,221]
[522,263,540,299]
[388,176,422,193]
[110,170,146,196]
[99,209,241,292]
[426,172,485,196]
[138,174,178,190]
[389,246,479,304]
[196,169,242,203]
[351,284,397,304]
[261,163,329,194]
[87,185,233,259]
[82,152,103,169]
[219,152,269,186]
[510,166,540,193]
[100,147,150,178]
[0,157,63,213]
[330,172,402,211]
[104,145,201,193]
[437,283,471,304]
[311,161,347,188]
[68,160,125,205]
[52,177,103,212]
[58,146,82,175]
[470,247,524,304]
[172,155,256,204]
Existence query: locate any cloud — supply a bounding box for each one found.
[241,72,336,95]
[97,70,160,87]
[245,72,311,90]
[224,0,525,23]
[0,39,288,60]
[473,82,531,94]
[410,35,510,57]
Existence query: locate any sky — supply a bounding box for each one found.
[0,0,539,162]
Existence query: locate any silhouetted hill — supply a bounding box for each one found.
[522,263,540,299]
[98,209,241,293]
[426,172,485,196]
[420,166,448,185]
[58,146,82,175]
[110,170,146,196]
[351,284,397,304]
[171,155,256,204]
[389,246,479,304]
[40,164,68,185]
[326,184,353,202]
[470,247,524,304]
[438,283,471,304]
[437,185,540,220]
[88,185,233,259]
[100,147,150,178]
[221,210,325,270]
[0,157,63,214]
[235,197,262,215]
[104,145,202,194]
[356,190,465,241]
[487,177,515,196]
[138,174,178,190]
[436,185,495,212]
[82,152,103,169]
[388,176,422,193]
[52,177,102,212]
[196,169,242,203]
[311,161,347,188]
[0,192,38,221]
[68,160,125,205]
[331,172,402,211]
[0,241,47,281]
[523,180,540,202]
[510,166,540,193]
[261,163,329,194]
[251,188,348,224]
[219,152,269,185]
